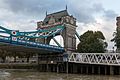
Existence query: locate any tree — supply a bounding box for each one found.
[77,30,107,53]
[0,50,8,62]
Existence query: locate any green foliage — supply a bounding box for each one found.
[77,30,107,53]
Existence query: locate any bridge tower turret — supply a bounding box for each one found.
[37,10,77,53]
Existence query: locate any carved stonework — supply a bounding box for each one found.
[116,17,120,21]
[117,18,120,27]
[48,16,55,24]
[37,21,43,29]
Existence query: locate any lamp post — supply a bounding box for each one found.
[65,53,69,79]
[63,53,69,74]
[66,53,68,74]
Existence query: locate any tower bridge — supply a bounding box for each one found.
[0,9,119,75]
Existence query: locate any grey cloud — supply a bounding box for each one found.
[92,3,104,12]
[71,10,96,24]
[0,0,118,28]
[2,0,104,24]
[103,10,118,20]
[67,0,118,24]
[3,0,67,19]
[67,1,104,23]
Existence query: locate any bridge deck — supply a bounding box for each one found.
[0,38,64,54]
[0,43,57,54]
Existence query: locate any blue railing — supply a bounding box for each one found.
[0,36,65,53]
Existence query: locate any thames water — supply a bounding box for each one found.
[0,70,120,80]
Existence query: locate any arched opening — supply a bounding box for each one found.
[50,35,64,47]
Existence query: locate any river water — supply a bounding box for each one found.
[0,69,120,80]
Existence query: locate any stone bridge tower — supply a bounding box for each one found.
[37,10,77,53]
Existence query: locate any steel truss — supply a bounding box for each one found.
[69,53,120,66]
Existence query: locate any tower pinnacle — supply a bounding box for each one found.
[66,5,67,10]
[46,11,47,16]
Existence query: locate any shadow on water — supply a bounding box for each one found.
[0,69,120,80]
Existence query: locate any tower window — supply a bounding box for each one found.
[58,18,61,21]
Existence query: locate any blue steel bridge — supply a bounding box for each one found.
[0,25,65,53]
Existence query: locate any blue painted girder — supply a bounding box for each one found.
[0,36,65,53]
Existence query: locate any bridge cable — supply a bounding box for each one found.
[52,37,62,47]
[75,31,80,41]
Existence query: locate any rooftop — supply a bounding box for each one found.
[43,10,69,24]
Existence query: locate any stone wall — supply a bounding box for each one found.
[116,17,120,52]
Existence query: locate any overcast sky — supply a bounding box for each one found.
[0,0,119,50]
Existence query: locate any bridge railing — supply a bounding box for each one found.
[69,53,120,66]
[0,36,64,52]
